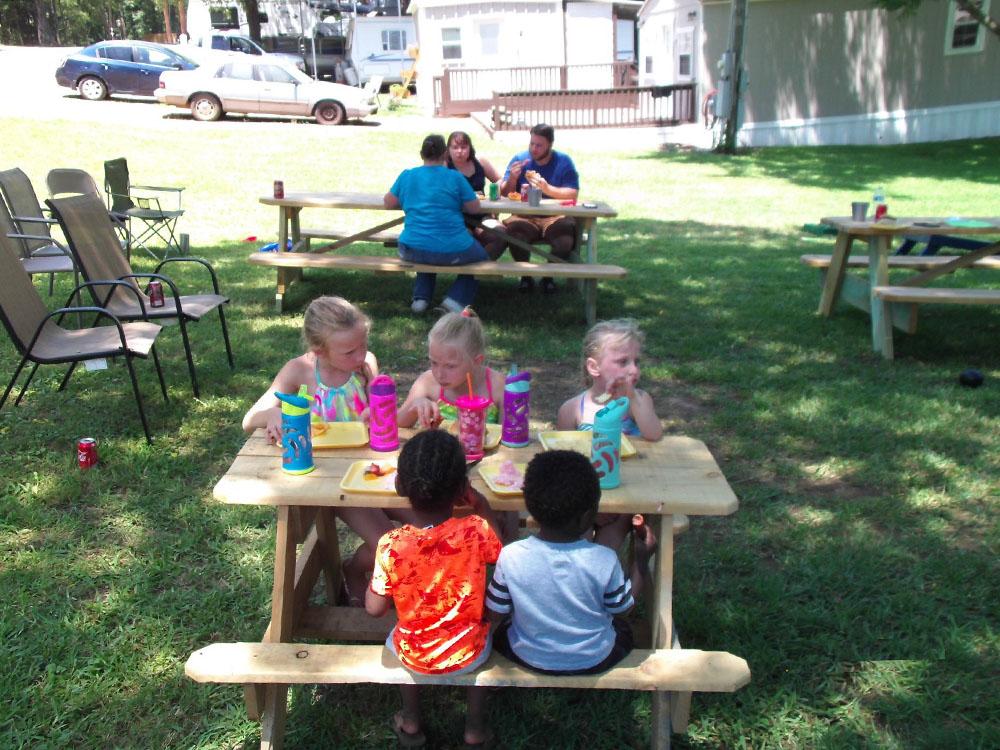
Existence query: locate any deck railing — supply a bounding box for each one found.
[433,62,634,117]
[490,84,697,130]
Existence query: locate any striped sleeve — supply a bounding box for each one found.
[604,562,634,614]
[486,555,511,614]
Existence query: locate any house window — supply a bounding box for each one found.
[442,28,462,60]
[479,22,499,56]
[210,7,239,29]
[382,29,406,52]
[678,55,691,77]
[645,55,653,74]
[945,0,989,54]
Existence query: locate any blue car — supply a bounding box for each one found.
[55,40,198,101]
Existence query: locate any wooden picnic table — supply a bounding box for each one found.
[814,216,1000,359]
[208,428,741,749]
[254,192,621,323]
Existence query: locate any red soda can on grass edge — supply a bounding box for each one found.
[78,438,98,469]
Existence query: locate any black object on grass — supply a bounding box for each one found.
[958,369,984,388]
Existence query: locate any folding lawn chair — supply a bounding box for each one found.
[47,192,234,399]
[0,167,78,294]
[103,157,185,260]
[0,223,168,443]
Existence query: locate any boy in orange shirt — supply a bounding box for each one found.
[366,430,503,748]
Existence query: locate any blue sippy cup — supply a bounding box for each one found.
[591,397,629,489]
[276,384,314,475]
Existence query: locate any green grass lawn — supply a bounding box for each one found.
[1,109,998,749]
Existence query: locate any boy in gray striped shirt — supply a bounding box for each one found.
[486,450,657,674]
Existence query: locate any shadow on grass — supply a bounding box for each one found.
[634,137,1000,193]
[0,215,996,747]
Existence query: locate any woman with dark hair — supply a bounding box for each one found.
[385,134,489,314]
[446,131,500,195]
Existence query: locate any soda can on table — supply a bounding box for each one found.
[78,437,98,469]
[520,183,530,202]
[273,180,285,199]
[147,280,165,308]
[488,182,499,201]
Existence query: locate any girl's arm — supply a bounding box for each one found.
[383,192,400,210]
[462,197,481,215]
[480,157,501,185]
[555,395,580,430]
[397,371,441,428]
[626,387,663,441]
[487,367,506,416]
[359,351,380,423]
[242,356,311,443]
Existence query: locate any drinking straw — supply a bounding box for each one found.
[466,372,474,398]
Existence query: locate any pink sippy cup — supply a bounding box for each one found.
[367,374,399,451]
[455,394,490,461]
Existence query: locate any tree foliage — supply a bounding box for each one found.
[874,0,1000,39]
[0,0,166,45]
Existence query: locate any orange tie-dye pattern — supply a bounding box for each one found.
[371,515,502,674]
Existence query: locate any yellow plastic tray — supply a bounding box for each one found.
[537,431,636,459]
[478,461,526,497]
[311,421,369,449]
[339,460,399,495]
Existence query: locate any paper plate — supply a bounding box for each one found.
[478,461,526,497]
[946,218,995,229]
[537,431,636,459]
[339,460,399,495]
[311,421,369,449]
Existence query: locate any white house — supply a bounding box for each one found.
[638,0,1000,147]
[407,0,642,114]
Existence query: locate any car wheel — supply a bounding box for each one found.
[314,100,346,126]
[78,76,108,101]
[190,93,223,122]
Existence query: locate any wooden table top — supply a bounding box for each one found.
[214,430,737,517]
[821,216,1000,236]
[260,191,618,219]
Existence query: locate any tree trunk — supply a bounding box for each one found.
[162,0,173,39]
[176,0,188,36]
[34,0,56,45]
[244,1,262,43]
[720,0,748,155]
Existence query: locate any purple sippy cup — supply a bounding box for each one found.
[501,365,531,448]
[367,374,399,451]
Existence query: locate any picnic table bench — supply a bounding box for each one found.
[256,192,623,325]
[804,217,999,358]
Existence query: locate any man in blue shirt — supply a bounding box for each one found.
[486,124,580,294]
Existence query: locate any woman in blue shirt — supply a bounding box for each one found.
[384,134,489,314]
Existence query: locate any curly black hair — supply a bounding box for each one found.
[523,450,600,530]
[396,430,468,512]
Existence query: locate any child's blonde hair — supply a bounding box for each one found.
[581,318,645,385]
[302,296,371,352]
[428,307,486,361]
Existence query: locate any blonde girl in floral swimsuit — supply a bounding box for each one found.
[242,296,418,603]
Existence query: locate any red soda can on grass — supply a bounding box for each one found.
[78,437,98,469]
[147,280,165,308]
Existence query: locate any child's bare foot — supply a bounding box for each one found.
[392,710,425,747]
[462,727,494,748]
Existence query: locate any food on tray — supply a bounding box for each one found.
[311,421,329,437]
[363,462,396,481]
[495,460,524,489]
[507,191,521,201]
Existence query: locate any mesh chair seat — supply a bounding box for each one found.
[107,293,229,322]
[27,319,160,361]
[20,254,76,276]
